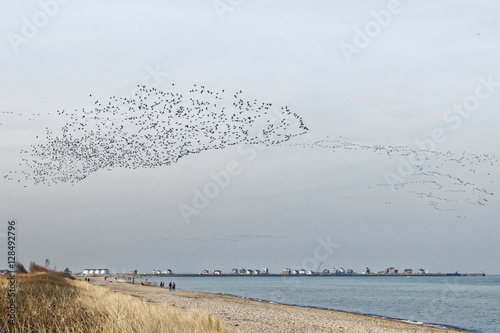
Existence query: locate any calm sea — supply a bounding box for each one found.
[139,275,500,333]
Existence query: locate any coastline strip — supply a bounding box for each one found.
[88,276,469,333]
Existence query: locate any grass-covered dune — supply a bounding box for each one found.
[0,271,230,332]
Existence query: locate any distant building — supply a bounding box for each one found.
[162,269,173,274]
[282,268,291,275]
[299,269,306,275]
[306,270,315,275]
[346,269,354,274]
[261,268,269,274]
[210,270,221,275]
[239,268,246,274]
[323,269,330,275]
[245,269,254,275]
[338,267,345,274]
[232,268,239,275]
[201,269,209,275]
[404,269,413,275]
[130,270,137,275]
[362,267,370,274]
[383,267,398,274]
[418,269,426,274]
[83,268,110,275]
[253,269,260,275]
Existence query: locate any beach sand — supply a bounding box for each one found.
[87,276,466,333]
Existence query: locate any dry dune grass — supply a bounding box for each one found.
[0,271,231,333]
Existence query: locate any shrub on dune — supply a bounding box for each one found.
[0,269,231,333]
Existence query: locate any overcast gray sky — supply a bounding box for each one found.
[1,1,499,274]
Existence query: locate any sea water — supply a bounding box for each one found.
[140,275,500,333]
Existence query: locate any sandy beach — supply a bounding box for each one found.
[86,276,467,333]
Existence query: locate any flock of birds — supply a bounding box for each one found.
[281,139,497,214]
[5,84,307,185]
[2,83,498,215]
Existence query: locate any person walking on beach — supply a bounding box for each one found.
[172,282,175,291]
[169,282,172,291]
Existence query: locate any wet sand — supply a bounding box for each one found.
[86,276,467,333]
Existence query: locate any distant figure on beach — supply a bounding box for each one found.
[132,278,134,284]
[172,282,175,291]
[88,278,90,283]
[169,282,172,291]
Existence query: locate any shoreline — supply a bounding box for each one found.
[86,276,469,333]
[202,292,470,333]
